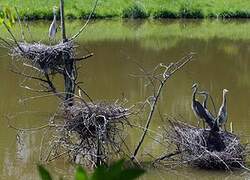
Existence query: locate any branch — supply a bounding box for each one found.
[69,0,99,41]
[73,53,94,61]
[131,53,193,162]
[60,0,67,42]
[44,72,64,99]
[3,21,23,53]
[14,7,25,41]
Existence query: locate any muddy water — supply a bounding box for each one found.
[1,20,250,179]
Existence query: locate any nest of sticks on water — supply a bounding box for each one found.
[43,99,132,167]
[11,41,74,73]
[158,121,247,170]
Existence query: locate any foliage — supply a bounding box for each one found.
[2,0,250,19]
[38,160,145,180]
[0,6,15,27]
[37,165,53,180]
[122,3,149,19]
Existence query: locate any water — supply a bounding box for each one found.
[1,19,250,179]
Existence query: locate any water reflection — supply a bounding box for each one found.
[1,19,250,179]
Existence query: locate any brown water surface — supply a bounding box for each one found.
[1,19,250,179]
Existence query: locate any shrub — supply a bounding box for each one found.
[122,4,149,19]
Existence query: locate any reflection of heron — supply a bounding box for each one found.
[192,84,208,128]
[49,6,57,39]
[217,89,229,131]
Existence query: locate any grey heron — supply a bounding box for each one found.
[198,91,219,131]
[191,84,215,129]
[216,89,229,131]
[49,6,57,39]
[198,91,209,108]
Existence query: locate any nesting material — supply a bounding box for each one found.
[11,41,74,72]
[47,100,131,166]
[63,101,130,138]
[166,121,246,170]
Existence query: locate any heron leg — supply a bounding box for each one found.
[197,120,200,127]
[202,120,205,130]
[224,124,227,132]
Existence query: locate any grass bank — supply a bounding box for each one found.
[2,0,250,20]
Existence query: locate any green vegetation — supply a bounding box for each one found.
[0,6,15,27]
[38,160,145,180]
[1,0,250,20]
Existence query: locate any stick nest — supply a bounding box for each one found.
[165,121,246,170]
[11,42,74,73]
[45,100,132,166]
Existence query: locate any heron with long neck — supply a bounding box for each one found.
[217,89,229,131]
[198,91,219,131]
[49,6,57,39]
[199,91,209,108]
[191,84,207,128]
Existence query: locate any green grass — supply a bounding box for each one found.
[1,0,250,19]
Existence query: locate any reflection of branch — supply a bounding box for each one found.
[131,53,193,162]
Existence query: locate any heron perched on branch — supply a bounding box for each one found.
[217,89,229,131]
[191,84,214,129]
[49,6,57,39]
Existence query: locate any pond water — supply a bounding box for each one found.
[1,19,250,179]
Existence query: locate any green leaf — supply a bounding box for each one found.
[75,166,88,180]
[91,166,107,180]
[4,7,14,25]
[119,168,145,180]
[107,159,125,179]
[0,18,3,26]
[4,19,11,28]
[37,165,52,180]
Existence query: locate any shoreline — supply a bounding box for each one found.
[2,1,250,20]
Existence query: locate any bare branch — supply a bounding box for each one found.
[131,53,193,162]
[69,0,99,41]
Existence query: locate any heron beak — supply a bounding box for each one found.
[191,83,197,89]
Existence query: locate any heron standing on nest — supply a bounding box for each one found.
[198,91,219,131]
[49,6,57,39]
[217,89,229,131]
[191,83,207,128]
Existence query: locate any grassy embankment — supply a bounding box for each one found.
[2,0,250,19]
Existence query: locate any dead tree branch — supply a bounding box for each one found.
[131,53,193,162]
[69,0,99,41]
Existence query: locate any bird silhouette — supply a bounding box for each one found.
[191,84,214,129]
[217,89,229,131]
[49,6,57,39]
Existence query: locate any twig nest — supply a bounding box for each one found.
[167,121,246,170]
[63,101,130,139]
[46,100,132,166]
[11,41,74,73]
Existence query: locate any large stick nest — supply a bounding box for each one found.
[163,121,246,170]
[44,100,132,166]
[63,101,131,138]
[11,41,74,73]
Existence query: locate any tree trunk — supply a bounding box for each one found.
[60,0,75,105]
